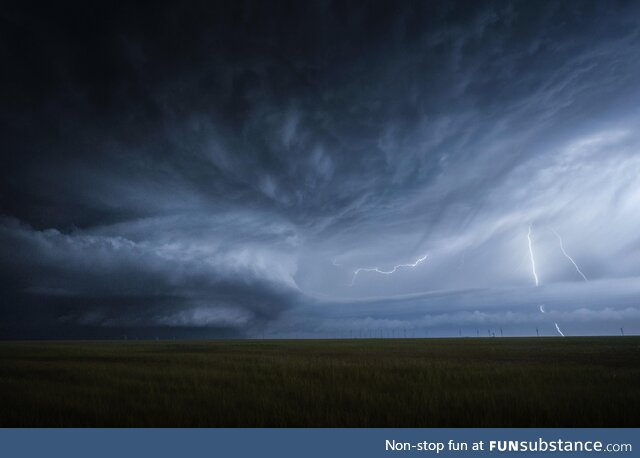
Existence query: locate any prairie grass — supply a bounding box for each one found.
[0,337,638,427]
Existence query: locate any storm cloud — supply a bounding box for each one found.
[2,0,640,338]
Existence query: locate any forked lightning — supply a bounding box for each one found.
[552,229,587,281]
[350,254,428,286]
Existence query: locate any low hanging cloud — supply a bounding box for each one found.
[0,216,300,336]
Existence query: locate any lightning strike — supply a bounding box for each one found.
[350,254,428,286]
[552,229,587,281]
[529,227,563,336]
[527,225,539,287]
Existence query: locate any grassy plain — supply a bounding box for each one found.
[0,337,638,427]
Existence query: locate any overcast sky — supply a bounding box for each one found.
[2,0,640,339]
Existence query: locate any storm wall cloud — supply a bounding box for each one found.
[2,0,640,338]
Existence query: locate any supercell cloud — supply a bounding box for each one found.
[2,1,640,338]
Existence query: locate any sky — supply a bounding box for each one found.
[2,0,640,339]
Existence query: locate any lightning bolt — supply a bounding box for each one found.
[529,226,562,337]
[527,225,539,287]
[552,229,587,281]
[350,254,428,286]
[527,227,579,338]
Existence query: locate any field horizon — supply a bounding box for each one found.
[1,336,638,427]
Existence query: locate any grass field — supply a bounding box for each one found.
[0,337,638,427]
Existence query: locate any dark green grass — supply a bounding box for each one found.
[0,337,639,427]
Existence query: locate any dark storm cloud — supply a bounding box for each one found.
[2,0,640,338]
[0,216,299,337]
